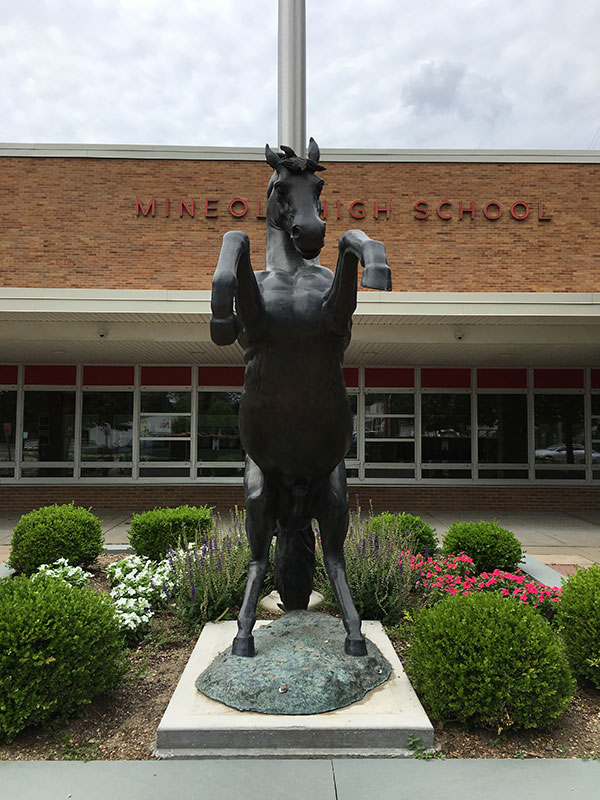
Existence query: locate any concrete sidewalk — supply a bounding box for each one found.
[2,509,599,571]
[1,758,599,800]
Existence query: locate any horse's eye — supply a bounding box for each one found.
[274,184,286,197]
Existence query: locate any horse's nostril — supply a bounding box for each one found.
[291,225,301,239]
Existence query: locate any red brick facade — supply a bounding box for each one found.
[2,156,599,293]
[0,484,598,514]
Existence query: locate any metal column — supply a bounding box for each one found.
[278,0,306,156]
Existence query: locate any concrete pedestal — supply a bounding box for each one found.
[155,619,434,759]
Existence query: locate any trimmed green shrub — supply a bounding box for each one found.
[8,503,104,575]
[0,575,126,743]
[556,564,600,688]
[365,512,438,555]
[442,520,523,573]
[128,505,214,561]
[405,593,574,731]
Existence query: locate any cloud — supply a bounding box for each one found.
[0,0,599,149]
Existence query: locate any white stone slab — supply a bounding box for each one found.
[155,619,434,759]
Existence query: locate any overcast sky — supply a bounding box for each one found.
[1,0,599,150]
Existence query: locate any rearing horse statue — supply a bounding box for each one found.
[210,138,392,657]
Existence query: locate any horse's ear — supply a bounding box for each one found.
[308,137,320,164]
[265,144,282,170]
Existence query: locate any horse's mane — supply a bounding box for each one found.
[265,141,325,197]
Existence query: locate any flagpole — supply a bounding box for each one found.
[278,0,306,156]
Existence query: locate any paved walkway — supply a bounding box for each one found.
[1,758,599,799]
[2,509,599,569]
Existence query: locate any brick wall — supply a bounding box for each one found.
[2,157,599,293]
[1,484,598,514]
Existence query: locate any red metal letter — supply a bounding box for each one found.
[336,200,341,219]
[350,201,365,219]
[320,199,327,219]
[510,202,530,220]
[414,200,429,220]
[229,198,248,218]
[483,201,502,220]
[179,199,195,218]
[256,200,266,219]
[538,202,552,221]
[374,200,390,219]
[136,198,155,217]
[205,199,218,218]
[459,201,475,220]
[436,201,452,220]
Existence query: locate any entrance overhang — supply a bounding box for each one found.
[0,288,599,368]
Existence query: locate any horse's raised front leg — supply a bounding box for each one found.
[210,230,264,346]
[323,230,392,337]
[232,456,276,657]
[314,462,367,656]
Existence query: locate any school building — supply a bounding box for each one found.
[0,143,599,511]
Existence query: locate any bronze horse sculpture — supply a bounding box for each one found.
[210,139,392,657]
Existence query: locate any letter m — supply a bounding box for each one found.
[136,197,155,217]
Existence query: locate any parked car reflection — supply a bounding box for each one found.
[535,443,600,463]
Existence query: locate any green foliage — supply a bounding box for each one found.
[556,564,600,688]
[405,593,574,731]
[365,512,438,555]
[169,533,253,628]
[0,575,126,743]
[315,519,420,625]
[442,520,523,573]
[127,505,214,561]
[8,503,103,575]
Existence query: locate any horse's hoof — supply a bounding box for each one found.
[345,637,368,657]
[232,635,255,657]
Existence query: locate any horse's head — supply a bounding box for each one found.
[265,138,326,260]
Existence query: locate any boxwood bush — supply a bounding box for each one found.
[0,575,126,743]
[128,505,214,561]
[365,511,437,555]
[442,520,523,573]
[8,503,104,575]
[405,593,574,731]
[556,564,600,688]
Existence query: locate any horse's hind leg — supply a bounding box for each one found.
[232,457,276,657]
[314,462,367,656]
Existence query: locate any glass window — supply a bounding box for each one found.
[365,393,413,415]
[365,441,414,462]
[139,390,191,463]
[364,392,414,467]
[422,394,471,463]
[478,394,528,463]
[422,468,472,479]
[141,391,191,413]
[197,391,243,463]
[0,391,17,462]
[23,391,75,463]
[592,395,600,448]
[140,439,190,462]
[347,393,358,459]
[534,395,585,465]
[82,392,133,461]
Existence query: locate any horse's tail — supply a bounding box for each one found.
[274,483,315,611]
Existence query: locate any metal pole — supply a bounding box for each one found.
[278,0,306,156]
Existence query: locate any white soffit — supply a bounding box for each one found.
[0,289,599,324]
